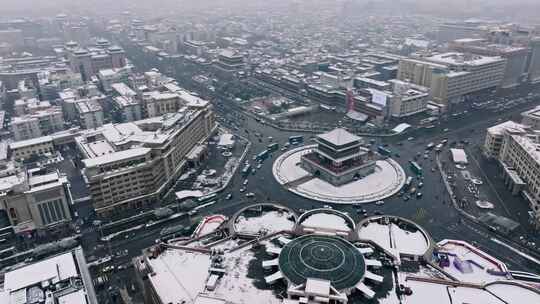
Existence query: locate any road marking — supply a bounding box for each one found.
[491,237,540,266]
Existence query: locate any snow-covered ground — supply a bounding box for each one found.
[485,282,540,303]
[234,210,295,234]
[300,213,351,231]
[437,240,508,284]
[358,221,429,256]
[273,146,406,204]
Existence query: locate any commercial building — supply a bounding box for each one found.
[113,96,142,122]
[398,52,506,106]
[0,247,97,304]
[10,107,64,140]
[483,120,540,228]
[77,105,215,217]
[449,39,529,88]
[75,98,104,129]
[0,165,72,233]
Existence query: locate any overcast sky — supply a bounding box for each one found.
[1,0,539,24]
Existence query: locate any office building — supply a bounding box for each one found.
[449,39,529,88]
[0,247,97,303]
[77,105,215,217]
[398,52,506,106]
[527,38,540,83]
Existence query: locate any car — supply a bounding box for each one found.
[416,192,423,198]
[188,210,198,216]
[375,200,384,206]
[243,179,249,185]
[245,192,255,198]
[256,164,262,169]
[281,147,287,151]
[418,182,424,188]
[323,204,333,209]
[394,153,401,158]
[443,128,449,132]
[239,187,246,193]
[403,195,410,201]
[423,154,429,159]
[408,137,415,141]
[225,193,233,200]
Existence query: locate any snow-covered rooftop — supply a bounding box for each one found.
[317,128,361,146]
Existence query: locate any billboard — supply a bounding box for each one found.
[372,90,388,107]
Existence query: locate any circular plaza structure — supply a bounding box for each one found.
[273,145,406,204]
[278,234,366,290]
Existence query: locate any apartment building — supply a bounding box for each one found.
[398,52,506,106]
[77,104,215,217]
[483,120,540,228]
[11,107,64,140]
[75,98,104,129]
[113,96,142,122]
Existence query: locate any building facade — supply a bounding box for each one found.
[78,105,215,217]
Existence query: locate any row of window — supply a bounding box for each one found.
[38,199,68,226]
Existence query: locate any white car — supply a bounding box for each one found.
[256,164,262,169]
[246,192,255,198]
[243,179,249,185]
[239,187,246,193]
[375,200,384,206]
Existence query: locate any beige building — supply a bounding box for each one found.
[143,91,181,117]
[483,120,540,228]
[0,165,72,233]
[77,104,215,217]
[398,52,506,106]
[9,136,55,160]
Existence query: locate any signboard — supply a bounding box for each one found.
[372,90,388,107]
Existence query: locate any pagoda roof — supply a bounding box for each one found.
[317,128,361,147]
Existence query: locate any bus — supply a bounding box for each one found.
[241,164,252,177]
[256,150,270,161]
[409,161,423,176]
[377,145,392,157]
[289,135,304,145]
[197,193,217,203]
[267,143,279,152]
[404,176,413,189]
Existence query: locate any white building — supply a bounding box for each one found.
[521,105,540,129]
[483,120,540,228]
[0,247,97,304]
[386,80,430,118]
[113,96,142,122]
[75,98,104,129]
[11,107,64,140]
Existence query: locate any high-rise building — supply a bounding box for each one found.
[527,38,540,83]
